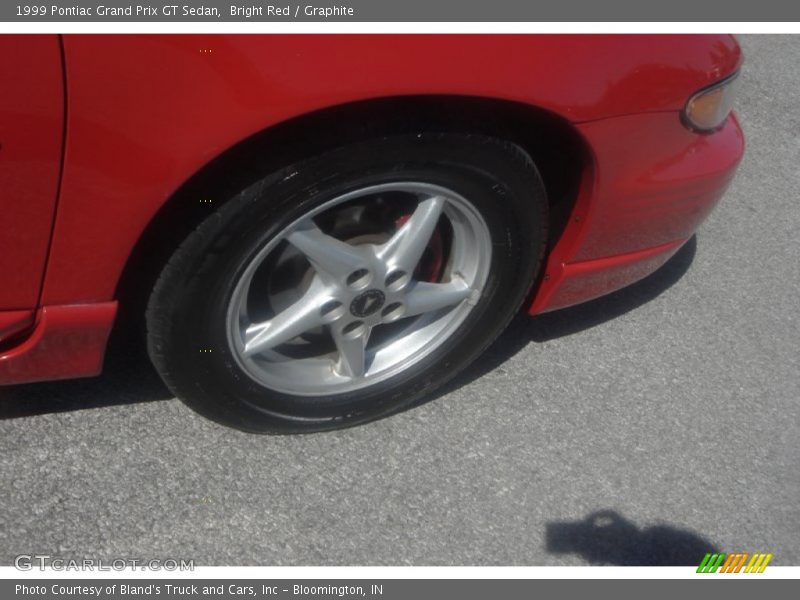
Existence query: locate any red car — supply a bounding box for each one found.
[0,34,744,432]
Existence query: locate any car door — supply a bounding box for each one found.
[0,35,64,342]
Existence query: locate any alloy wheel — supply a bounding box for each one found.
[225,182,493,395]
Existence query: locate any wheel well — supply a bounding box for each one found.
[114,95,589,334]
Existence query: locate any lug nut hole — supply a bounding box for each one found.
[385,270,409,291]
[342,321,366,339]
[381,302,406,322]
[320,300,345,322]
[346,269,371,290]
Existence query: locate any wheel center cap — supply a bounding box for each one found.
[350,289,385,317]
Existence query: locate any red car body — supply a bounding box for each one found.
[0,34,744,385]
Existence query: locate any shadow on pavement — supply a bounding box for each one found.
[531,235,697,343]
[440,234,697,394]
[546,509,717,566]
[0,331,172,420]
[0,236,696,420]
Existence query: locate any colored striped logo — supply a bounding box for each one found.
[697,552,773,573]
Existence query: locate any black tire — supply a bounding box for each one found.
[146,134,548,433]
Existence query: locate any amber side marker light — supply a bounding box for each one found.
[683,72,740,133]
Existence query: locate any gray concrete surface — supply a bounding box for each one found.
[0,35,797,566]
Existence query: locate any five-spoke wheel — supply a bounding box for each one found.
[226,183,491,395]
[146,134,546,432]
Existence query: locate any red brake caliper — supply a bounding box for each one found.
[395,215,445,283]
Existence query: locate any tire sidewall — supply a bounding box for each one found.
[148,134,547,433]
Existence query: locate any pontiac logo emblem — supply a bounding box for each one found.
[350,290,385,318]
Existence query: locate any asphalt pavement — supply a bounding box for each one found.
[0,35,797,566]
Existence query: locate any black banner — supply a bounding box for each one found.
[3,0,800,22]
[4,579,799,599]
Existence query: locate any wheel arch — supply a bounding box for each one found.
[113,95,592,332]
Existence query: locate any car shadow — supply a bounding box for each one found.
[546,509,717,565]
[0,236,696,420]
[435,235,697,396]
[0,332,172,420]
